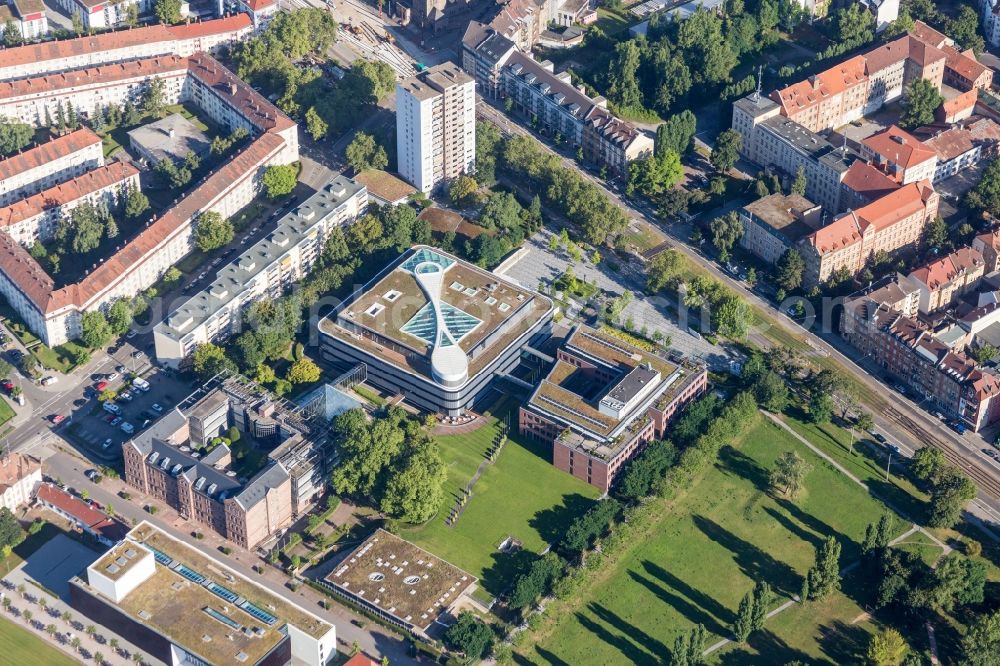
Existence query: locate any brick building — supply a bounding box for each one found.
[519,326,708,492]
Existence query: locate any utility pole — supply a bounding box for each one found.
[885,451,892,482]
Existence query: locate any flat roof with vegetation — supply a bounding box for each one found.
[325,529,476,631]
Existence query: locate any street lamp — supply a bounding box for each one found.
[885,451,892,482]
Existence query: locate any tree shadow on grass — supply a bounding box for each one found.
[627,570,728,636]
[528,493,598,544]
[817,619,871,665]
[714,629,819,665]
[642,560,736,626]
[692,515,801,597]
[587,602,671,657]
[574,611,661,666]
[717,445,770,492]
[530,647,570,666]
[480,548,537,598]
[762,505,825,550]
[773,497,849,552]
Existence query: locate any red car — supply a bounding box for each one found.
[103,414,116,423]
[1,380,12,391]
[95,381,108,391]
[51,415,65,424]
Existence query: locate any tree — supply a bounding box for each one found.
[776,248,805,292]
[191,343,236,382]
[769,451,811,498]
[381,441,446,523]
[0,120,33,158]
[141,77,166,117]
[154,0,182,24]
[710,129,742,173]
[286,357,321,384]
[960,610,1000,666]
[449,175,479,208]
[900,78,943,129]
[754,371,790,412]
[672,624,707,666]
[805,536,841,600]
[22,609,32,624]
[509,553,564,611]
[626,150,684,198]
[606,40,642,110]
[124,182,149,218]
[80,311,112,348]
[867,628,908,666]
[923,554,987,612]
[714,294,753,340]
[791,165,807,196]
[261,164,297,199]
[193,211,234,252]
[475,121,503,185]
[345,132,388,173]
[927,468,977,528]
[348,59,396,103]
[107,300,133,336]
[947,5,984,55]
[733,590,754,643]
[911,447,945,485]
[304,106,328,141]
[656,110,697,156]
[709,211,742,261]
[443,612,493,660]
[835,3,874,43]
[750,581,771,633]
[0,508,23,549]
[2,21,22,48]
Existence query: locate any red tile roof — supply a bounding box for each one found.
[771,55,867,114]
[0,453,40,494]
[242,0,277,12]
[0,16,250,71]
[809,182,933,255]
[809,213,863,255]
[862,125,937,170]
[863,36,911,74]
[909,247,984,289]
[166,14,252,39]
[841,161,901,199]
[923,127,976,162]
[0,56,188,100]
[0,162,138,229]
[942,44,990,85]
[187,54,295,133]
[36,483,129,542]
[911,20,950,48]
[0,128,101,183]
[344,655,380,666]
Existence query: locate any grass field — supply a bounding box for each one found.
[403,413,599,597]
[0,617,77,666]
[0,395,14,428]
[517,417,900,665]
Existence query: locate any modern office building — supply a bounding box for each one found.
[519,325,708,492]
[69,522,337,666]
[123,379,332,549]
[154,176,367,367]
[318,246,554,416]
[396,62,476,193]
[739,193,823,265]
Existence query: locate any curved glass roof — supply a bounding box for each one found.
[400,247,455,274]
[401,301,481,347]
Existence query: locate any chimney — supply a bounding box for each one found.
[229,82,237,95]
[810,75,820,90]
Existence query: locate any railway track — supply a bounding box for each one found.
[882,405,1000,501]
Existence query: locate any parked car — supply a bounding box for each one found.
[106,372,119,382]
[110,417,122,427]
[872,432,887,444]
[120,422,135,434]
[949,420,968,434]
[1,380,12,391]
[84,469,98,481]
[886,443,900,455]
[103,414,116,424]
[126,330,137,339]
[95,381,108,392]
[51,414,65,424]
[118,390,133,402]
[151,403,164,414]
[116,365,126,374]
[84,387,97,399]
[40,376,57,386]
[102,402,121,415]
[101,439,114,450]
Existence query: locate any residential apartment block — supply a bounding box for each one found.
[739,193,823,265]
[0,14,251,81]
[0,162,138,245]
[907,247,985,314]
[519,326,708,491]
[0,127,103,206]
[0,52,298,346]
[0,452,41,513]
[396,62,476,193]
[48,0,151,30]
[0,0,47,40]
[841,290,1000,431]
[154,176,368,367]
[800,180,939,286]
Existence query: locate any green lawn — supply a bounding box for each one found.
[520,417,901,665]
[0,617,77,666]
[32,340,90,374]
[0,395,14,428]
[402,413,599,596]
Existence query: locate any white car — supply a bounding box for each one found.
[151,403,164,414]
[40,375,57,386]
[106,372,119,382]
[120,422,135,434]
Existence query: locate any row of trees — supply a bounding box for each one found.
[0,118,32,157]
[331,407,446,523]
